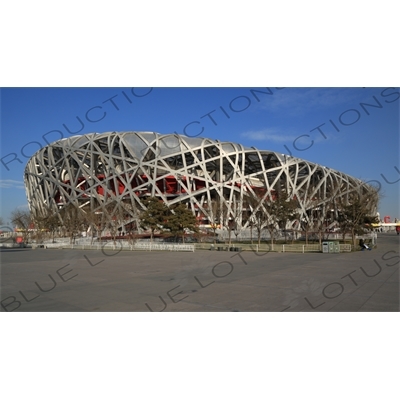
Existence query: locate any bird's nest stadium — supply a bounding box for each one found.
[24,131,377,232]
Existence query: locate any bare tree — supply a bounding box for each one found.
[10,209,32,244]
[244,190,299,248]
[208,199,223,245]
[82,209,103,244]
[274,193,299,243]
[47,214,61,243]
[262,202,280,249]
[232,197,243,243]
[305,187,337,246]
[242,196,255,244]
[59,203,85,244]
[31,206,61,243]
[297,183,318,244]
[244,192,270,247]
[311,201,330,247]
[92,198,137,245]
[218,200,235,247]
[337,188,379,246]
[103,201,128,245]
[121,200,140,243]
[31,210,47,244]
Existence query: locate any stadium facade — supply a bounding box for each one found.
[24,131,377,232]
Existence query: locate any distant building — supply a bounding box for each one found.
[24,131,377,230]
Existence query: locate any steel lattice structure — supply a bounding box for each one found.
[24,131,377,230]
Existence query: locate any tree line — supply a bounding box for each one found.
[7,197,198,245]
[6,186,379,247]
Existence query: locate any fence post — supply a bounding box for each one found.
[302,245,304,253]
[282,244,284,253]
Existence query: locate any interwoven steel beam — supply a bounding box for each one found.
[24,131,377,230]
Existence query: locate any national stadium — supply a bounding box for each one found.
[23,131,378,233]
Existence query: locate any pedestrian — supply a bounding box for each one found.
[396,225,400,235]
[359,238,371,251]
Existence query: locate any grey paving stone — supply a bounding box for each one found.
[1,233,399,312]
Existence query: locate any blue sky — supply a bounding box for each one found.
[1,87,399,223]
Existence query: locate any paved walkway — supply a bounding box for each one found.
[1,233,399,311]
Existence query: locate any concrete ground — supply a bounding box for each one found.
[1,233,399,312]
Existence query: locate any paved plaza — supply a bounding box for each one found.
[1,233,399,312]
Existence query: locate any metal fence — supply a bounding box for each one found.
[34,241,195,252]
[24,241,355,253]
[196,242,353,253]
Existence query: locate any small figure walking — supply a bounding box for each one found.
[359,238,371,251]
[396,226,400,235]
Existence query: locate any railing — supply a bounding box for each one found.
[196,243,321,252]
[0,243,31,248]
[26,241,354,253]
[196,242,353,253]
[339,244,352,252]
[281,244,321,253]
[132,243,194,252]
[35,241,195,252]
